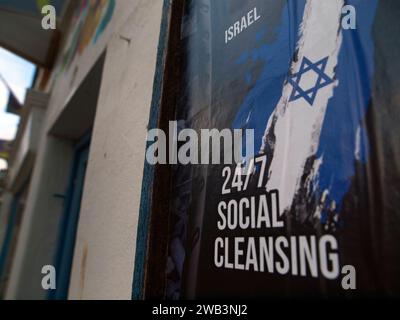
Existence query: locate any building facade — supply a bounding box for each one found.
[0,0,168,300]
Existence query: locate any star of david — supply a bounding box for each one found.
[288,56,334,106]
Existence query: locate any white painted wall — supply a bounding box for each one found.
[3,0,164,300]
[67,0,164,300]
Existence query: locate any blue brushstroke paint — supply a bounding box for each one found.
[233,0,379,221]
[315,0,378,216]
[94,0,115,44]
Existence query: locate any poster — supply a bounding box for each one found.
[167,0,400,299]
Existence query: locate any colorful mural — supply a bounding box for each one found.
[61,0,115,72]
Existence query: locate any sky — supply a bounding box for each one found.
[0,47,36,170]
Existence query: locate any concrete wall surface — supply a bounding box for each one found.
[67,0,164,300]
[2,0,165,300]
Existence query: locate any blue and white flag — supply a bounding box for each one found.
[233,0,378,227]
